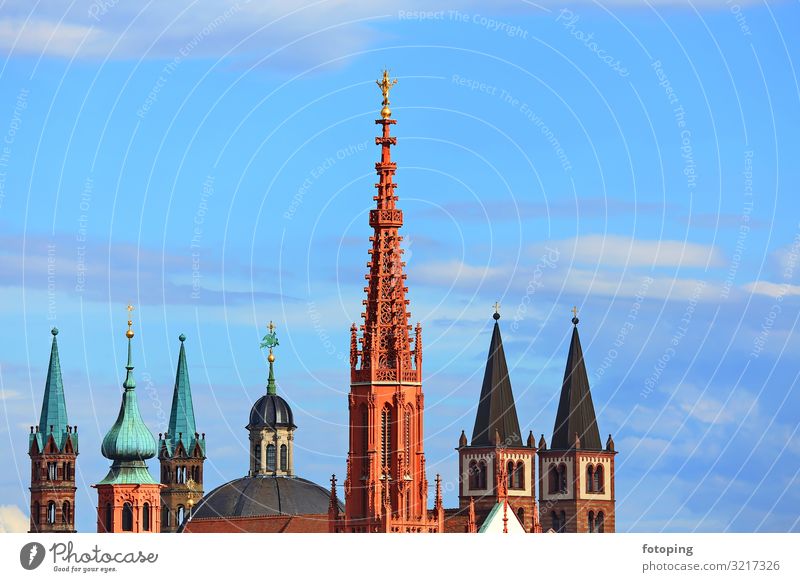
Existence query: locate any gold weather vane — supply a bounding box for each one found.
[376,69,398,119]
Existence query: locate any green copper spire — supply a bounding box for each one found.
[98,307,157,485]
[260,321,279,396]
[166,334,197,445]
[39,327,69,437]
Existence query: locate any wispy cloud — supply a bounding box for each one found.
[0,504,27,533]
[743,281,800,299]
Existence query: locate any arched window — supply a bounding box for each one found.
[594,465,604,492]
[47,501,56,524]
[587,464,594,493]
[477,460,487,490]
[162,507,170,528]
[588,510,595,532]
[559,510,566,533]
[548,464,559,493]
[176,505,185,525]
[381,408,392,470]
[33,501,40,525]
[596,512,605,533]
[266,445,276,471]
[62,501,70,524]
[514,462,525,489]
[404,408,412,471]
[143,503,150,531]
[48,462,57,480]
[254,444,262,471]
[104,503,112,532]
[361,406,369,459]
[122,503,133,532]
[506,461,515,490]
[280,444,288,472]
[468,460,478,490]
[558,464,568,493]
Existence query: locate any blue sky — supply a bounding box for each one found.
[0,1,798,533]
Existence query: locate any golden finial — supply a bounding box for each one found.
[492,301,501,321]
[376,69,397,119]
[571,306,579,325]
[126,304,135,338]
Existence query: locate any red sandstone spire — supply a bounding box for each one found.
[335,72,440,534]
[350,70,419,384]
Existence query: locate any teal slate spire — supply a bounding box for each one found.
[98,314,157,485]
[162,334,204,456]
[39,327,69,437]
[31,328,76,453]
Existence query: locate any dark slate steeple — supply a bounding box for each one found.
[163,333,202,455]
[31,327,77,453]
[471,309,522,447]
[551,311,602,450]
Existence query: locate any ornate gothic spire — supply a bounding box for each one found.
[351,71,419,384]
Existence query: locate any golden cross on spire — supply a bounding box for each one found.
[493,302,501,315]
[376,69,397,119]
[126,304,135,338]
[268,320,275,333]
[572,306,578,318]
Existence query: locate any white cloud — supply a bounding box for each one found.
[538,235,724,269]
[415,259,504,287]
[0,390,20,400]
[0,505,28,533]
[743,281,800,299]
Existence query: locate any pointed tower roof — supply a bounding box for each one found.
[98,307,157,485]
[471,309,522,447]
[39,327,68,435]
[550,311,602,450]
[163,334,201,455]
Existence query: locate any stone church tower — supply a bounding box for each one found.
[457,310,541,533]
[94,307,162,533]
[246,323,296,478]
[538,312,616,533]
[331,71,443,533]
[28,328,79,533]
[159,334,206,532]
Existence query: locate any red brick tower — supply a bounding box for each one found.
[538,310,616,533]
[28,327,78,533]
[332,71,442,533]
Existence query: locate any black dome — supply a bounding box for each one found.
[248,394,295,428]
[187,476,338,520]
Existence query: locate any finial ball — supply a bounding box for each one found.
[268,352,275,363]
[126,329,135,339]
[572,317,579,325]
[51,327,59,336]
[179,333,186,342]
[493,312,500,321]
